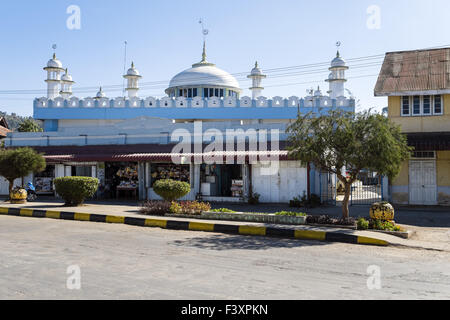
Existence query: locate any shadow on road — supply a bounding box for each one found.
[171,234,329,251]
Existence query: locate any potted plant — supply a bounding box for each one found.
[10,187,27,204]
[370,201,395,221]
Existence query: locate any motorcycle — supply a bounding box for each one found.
[26,182,37,202]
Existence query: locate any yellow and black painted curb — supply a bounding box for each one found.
[0,207,389,246]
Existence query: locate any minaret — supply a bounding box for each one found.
[60,68,75,99]
[44,53,65,99]
[123,62,142,98]
[95,87,106,99]
[247,61,266,99]
[326,51,349,99]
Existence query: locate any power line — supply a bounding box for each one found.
[1,43,449,96]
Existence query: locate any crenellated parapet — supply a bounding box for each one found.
[34,95,355,110]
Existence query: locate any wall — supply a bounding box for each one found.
[252,161,307,203]
[388,95,450,133]
[390,152,450,206]
[437,151,450,205]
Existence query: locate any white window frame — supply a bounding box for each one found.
[401,96,411,116]
[433,95,444,115]
[401,95,444,117]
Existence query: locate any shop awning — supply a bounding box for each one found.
[43,150,291,164]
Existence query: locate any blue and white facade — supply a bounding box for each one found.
[3,47,355,203]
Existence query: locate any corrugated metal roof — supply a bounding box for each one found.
[375,48,450,96]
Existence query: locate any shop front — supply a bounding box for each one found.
[200,164,246,202]
[34,164,55,194]
[103,162,139,200]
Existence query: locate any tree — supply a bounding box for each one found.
[0,148,46,198]
[17,119,43,133]
[287,109,412,219]
[153,179,191,201]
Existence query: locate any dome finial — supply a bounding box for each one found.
[53,53,56,60]
[201,41,207,62]
[255,61,258,68]
[131,61,135,68]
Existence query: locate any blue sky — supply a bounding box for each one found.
[1,0,450,116]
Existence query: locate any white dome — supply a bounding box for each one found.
[251,62,263,76]
[331,51,347,68]
[96,87,105,98]
[46,54,63,69]
[126,62,141,76]
[61,70,72,82]
[169,64,240,90]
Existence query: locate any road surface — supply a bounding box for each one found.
[0,216,449,299]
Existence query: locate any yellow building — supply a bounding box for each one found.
[375,48,450,206]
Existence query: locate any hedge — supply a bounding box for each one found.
[54,177,99,206]
[153,179,191,201]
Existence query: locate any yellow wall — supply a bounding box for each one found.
[437,151,450,187]
[388,95,450,133]
[392,160,409,186]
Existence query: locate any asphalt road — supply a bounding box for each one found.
[0,216,449,300]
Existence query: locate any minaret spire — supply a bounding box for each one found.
[202,41,207,62]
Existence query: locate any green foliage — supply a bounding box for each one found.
[210,208,237,213]
[17,119,43,133]
[169,201,183,214]
[176,201,211,215]
[153,179,191,201]
[54,177,99,206]
[289,192,321,208]
[0,147,46,195]
[275,211,307,217]
[357,218,370,230]
[370,219,401,232]
[140,201,171,216]
[248,192,260,205]
[0,111,35,131]
[287,109,412,218]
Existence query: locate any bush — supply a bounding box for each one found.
[357,218,370,230]
[307,215,356,226]
[54,177,99,206]
[153,179,191,201]
[210,208,237,213]
[140,201,171,216]
[275,211,307,217]
[370,219,400,232]
[178,201,211,215]
[169,201,182,214]
[289,192,321,208]
[248,192,260,205]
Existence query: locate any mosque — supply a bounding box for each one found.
[2,43,355,204]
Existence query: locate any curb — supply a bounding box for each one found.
[0,207,389,246]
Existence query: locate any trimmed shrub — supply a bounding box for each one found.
[357,218,370,230]
[153,179,191,201]
[54,177,99,206]
[140,201,171,216]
